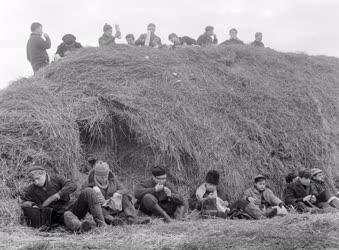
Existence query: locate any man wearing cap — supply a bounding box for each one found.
[135,23,162,48]
[26,22,51,73]
[54,34,82,61]
[241,174,285,219]
[250,32,265,47]
[220,28,244,46]
[168,33,197,48]
[189,170,230,218]
[99,23,121,47]
[134,166,186,222]
[311,168,339,209]
[197,26,218,47]
[83,161,150,225]
[284,169,320,213]
[20,165,106,232]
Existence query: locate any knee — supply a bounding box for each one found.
[80,188,99,203]
[141,193,158,209]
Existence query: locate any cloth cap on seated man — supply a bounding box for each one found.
[27,165,45,177]
[254,174,266,183]
[299,169,312,179]
[151,166,166,177]
[311,168,323,177]
[94,161,110,176]
[205,170,220,185]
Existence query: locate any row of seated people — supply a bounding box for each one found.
[20,161,339,233]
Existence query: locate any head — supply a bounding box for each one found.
[103,23,113,36]
[27,165,47,187]
[229,28,238,39]
[205,170,220,191]
[151,166,167,185]
[147,23,156,34]
[254,175,266,191]
[125,34,135,45]
[299,169,312,186]
[94,161,110,185]
[62,34,76,45]
[255,32,263,42]
[205,26,214,36]
[285,172,298,184]
[31,22,43,35]
[87,155,97,168]
[168,33,180,45]
[311,168,324,182]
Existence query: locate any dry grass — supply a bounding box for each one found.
[0,213,338,250]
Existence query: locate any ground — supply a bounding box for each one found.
[1,213,338,250]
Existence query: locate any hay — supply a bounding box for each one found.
[0,45,339,207]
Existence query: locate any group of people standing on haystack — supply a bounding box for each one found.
[27,22,264,73]
[21,157,339,233]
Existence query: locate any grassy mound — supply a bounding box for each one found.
[0,45,339,211]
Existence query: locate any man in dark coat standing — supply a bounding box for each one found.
[220,28,244,46]
[197,26,218,47]
[134,166,186,222]
[26,22,51,73]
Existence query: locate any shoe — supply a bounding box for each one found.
[105,215,124,226]
[266,207,278,218]
[80,220,92,233]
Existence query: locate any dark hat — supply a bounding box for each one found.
[147,23,156,28]
[27,165,45,175]
[254,174,266,183]
[285,172,297,183]
[168,33,177,40]
[205,26,214,32]
[205,170,220,185]
[31,22,42,32]
[311,168,323,177]
[62,34,76,44]
[230,28,238,33]
[103,23,113,32]
[299,169,311,179]
[125,33,135,39]
[151,166,166,177]
[94,161,109,176]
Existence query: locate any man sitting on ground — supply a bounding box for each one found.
[83,161,150,225]
[189,170,230,218]
[197,26,218,47]
[125,34,135,45]
[134,166,186,222]
[284,169,320,213]
[310,168,339,209]
[220,28,244,46]
[54,34,82,61]
[20,165,105,232]
[241,175,285,219]
[99,23,121,47]
[135,23,162,48]
[168,33,197,48]
[250,32,264,47]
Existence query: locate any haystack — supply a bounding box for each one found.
[1,45,338,208]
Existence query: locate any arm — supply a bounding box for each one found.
[134,181,155,200]
[115,179,130,195]
[196,35,203,46]
[55,175,77,197]
[242,188,252,201]
[265,189,282,206]
[284,185,304,205]
[55,44,64,57]
[213,35,218,45]
[195,183,206,202]
[37,36,51,50]
[135,34,146,46]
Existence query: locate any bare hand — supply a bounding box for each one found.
[310,195,317,203]
[42,193,60,207]
[22,201,35,208]
[164,187,172,197]
[247,197,255,203]
[43,33,49,39]
[155,184,164,192]
[303,195,312,202]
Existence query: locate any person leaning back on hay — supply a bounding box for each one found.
[20,165,106,232]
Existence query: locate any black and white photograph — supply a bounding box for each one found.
[0,0,339,249]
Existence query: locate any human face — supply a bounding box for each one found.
[230,30,237,39]
[300,177,311,186]
[313,172,324,182]
[30,171,47,187]
[105,29,113,36]
[35,26,43,35]
[153,174,167,185]
[254,180,266,191]
[255,33,262,42]
[147,26,156,34]
[206,30,214,36]
[205,183,216,192]
[95,175,108,185]
[170,36,180,45]
[126,37,135,45]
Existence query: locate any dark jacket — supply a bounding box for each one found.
[135,33,162,47]
[134,178,182,203]
[179,36,197,46]
[284,180,317,211]
[56,42,82,57]
[197,33,218,47]
[26,33,51,66]
[220,38,244,46]
[20,175,76,213]
[250,41,264,47]
[99,33,120,47]
[83,169,130,199]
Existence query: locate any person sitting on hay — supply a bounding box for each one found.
[20,165,105,232]
[54,34,82,61]
[189,170,230,218]
[310,168,339,210]
[220,28,244,46]
[98,23,121,47]
[135,23,162,48]
[83,161,150,225]
[168,33,197,48]
[134,165,186,223]
[196,26,218,47]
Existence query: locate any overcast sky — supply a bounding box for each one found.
[0,0,338,89]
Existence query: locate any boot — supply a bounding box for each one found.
[90,204,106,227]
[80,220,93,233]
[329,197,339,209]
[266,207,278,218]
[104,215,124,226]
[127,216,151,225]
[63,211,81,231]
[152,204,172,223]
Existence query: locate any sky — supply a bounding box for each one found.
[0,0,339,89]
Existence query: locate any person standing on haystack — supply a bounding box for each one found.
[54,34,82,61]
[197,26,218,47]
[20,165,106,232]
[98,23,121,47]
[26,22,51,73]
[135,23,162,48]
[134,166,186,223]
[250,32,265,47]
[83,161,150,225]
[220,28,244,46]
[189,170,230,218]
[168,33,197,48]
